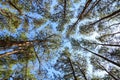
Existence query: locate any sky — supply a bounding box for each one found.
[0,0,103,79]
[0,0,120,80]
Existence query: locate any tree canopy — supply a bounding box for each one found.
[0,0,120,80]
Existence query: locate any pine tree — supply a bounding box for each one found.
[0,0,120,79]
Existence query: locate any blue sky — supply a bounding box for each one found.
[0,0,106,79]
[0,0,120,80]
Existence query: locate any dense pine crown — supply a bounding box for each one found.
[0,0,120,79]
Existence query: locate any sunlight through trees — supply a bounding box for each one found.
[0,0,120,80]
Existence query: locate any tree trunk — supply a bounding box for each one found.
[68,57,77,80]
[80,46,120,67]
[84,0,101,17]
[91,9,120,25]
[77,62,87,80]
[63,0,66,19]
[90,43,120,47]
[97,61,119,80]
[67,0,92,37]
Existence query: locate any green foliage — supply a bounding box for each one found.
[74,0,80,3]
[0,8,21,31]
[0,0,120,79]
[19,33,27,40]
[80,25,95,35]
[34,19,46,27]
[91,77,101,80]
[98,47,109,54]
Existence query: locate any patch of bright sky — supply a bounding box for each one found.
[50,0,57,14]
[26,19,49,40]
[25,12,43,19]
[93,70,107,78]
[0,29,10,36]
[0,49,13,54]
[87,61,93,78]
[71,0,86,17]
[43,64,62,79]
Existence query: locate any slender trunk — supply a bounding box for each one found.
[90,43,120,47]
[63,0,66,19]
[66,19,79,37]
[0,49,24,58]
[97,61,119,80]
[33,47,41,70]
[106,13,120,23]
[76,62,87,80]
[67,0,92,37]
[102,22,120,30]
[97,0,116,15]
[108,22,120,28]
[68,57,77,80]
[8,1,22,15]
[99,32,120,39]
[25,53,28,80]
[84,0,101,17]
[91,9,120,25]
[80,46,120,67]
[78,0,92,19]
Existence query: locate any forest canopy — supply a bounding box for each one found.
[0,0,120,80]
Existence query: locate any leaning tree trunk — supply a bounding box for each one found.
[80,46,120,67]
[68,57,77,80]
[76,62,87,80]
[97,61,119,80]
